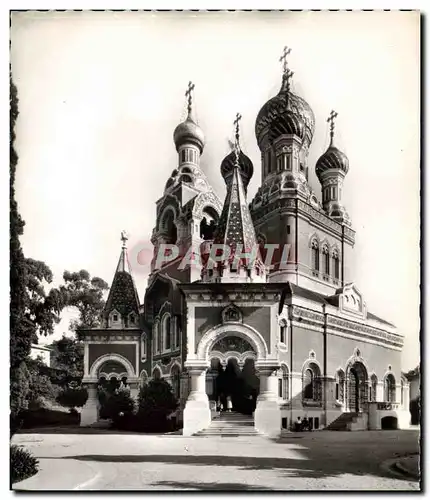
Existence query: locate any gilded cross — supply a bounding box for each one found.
[279,46,291,74]
[185,81,195,113]
[327,110,338,144]
[121,230,128,248]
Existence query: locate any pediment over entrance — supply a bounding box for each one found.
[212,336,255,354]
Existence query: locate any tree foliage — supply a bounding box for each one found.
[56,385,88,410]
[59,270,109,336]
[50,335,84,381]
[136,379,178,432]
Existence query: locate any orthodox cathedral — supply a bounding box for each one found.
[81,48,410,436]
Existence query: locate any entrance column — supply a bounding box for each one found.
[255,363,281,437]
[183,361,210,436]
[80,378,99,427]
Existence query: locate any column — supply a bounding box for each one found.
[80,381,99,427]
[254,364,281,438]
[183,362,210,436]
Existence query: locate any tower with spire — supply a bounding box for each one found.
[149,81,222,283]
[315,111,351,225]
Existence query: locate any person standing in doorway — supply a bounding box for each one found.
[226,395,233,412]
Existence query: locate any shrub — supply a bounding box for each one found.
[135,379,178,433]
[100,385,136,426]
[56,386,88,411]
[10,445,39,485]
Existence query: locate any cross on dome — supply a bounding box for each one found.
[327,110,338,145]
[185,81,195,114]
[279,46,291,74]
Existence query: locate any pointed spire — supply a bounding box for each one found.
[103,231,140,325]
[213,115,263,275]
[327,110,338,147]
[116,230,128,272]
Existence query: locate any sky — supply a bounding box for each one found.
[10,10,420,370]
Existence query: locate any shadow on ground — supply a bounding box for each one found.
[152,481,274,490]
[39,450,419,482]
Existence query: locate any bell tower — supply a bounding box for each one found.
[149,82,222,284]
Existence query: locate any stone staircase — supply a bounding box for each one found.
[194,411,260,437]
[326,412,358,431]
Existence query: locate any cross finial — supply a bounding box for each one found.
[327,110,338,145]
[185,81,195,114]
[233,112,242,148]
[121,230,128,249]
[279,46,291,74]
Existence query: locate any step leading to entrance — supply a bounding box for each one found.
[194,411,261,437]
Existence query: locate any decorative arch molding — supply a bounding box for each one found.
[90,354,136,379]
[196,323,269,361]
[208,350,257,366]
[152,364,163,379]
[158,205,178,231]
[158,301,172,318]
[99,372,128,381]
[170,361,182,375]
[139,369,149,380]
[192,191,223,220]
[301,355,322,375]
[345,348,370,379]
[308,233,320,248]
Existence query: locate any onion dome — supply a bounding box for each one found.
[315,110,349,181]
[255,71,315,149]
[173,81,205,153]
[220,149,254,191]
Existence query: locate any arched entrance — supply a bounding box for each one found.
[206,335,260,415]
[347,361,368,412]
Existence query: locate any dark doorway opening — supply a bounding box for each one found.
[381,416,398,430]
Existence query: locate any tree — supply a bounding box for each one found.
[60,270,108,337]
[50,335,84,382]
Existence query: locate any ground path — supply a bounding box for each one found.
[12,429,420,491]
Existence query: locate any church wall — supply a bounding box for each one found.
[326,333,402,381]
[343,241,355,283]
[88,343,137,372]
[290,325,324,373]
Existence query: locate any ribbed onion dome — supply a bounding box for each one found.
[173,110,205,154]
[315,145,349,181]
[255,73,315,149]
[220,149,254,190]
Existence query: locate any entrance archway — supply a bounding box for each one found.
[347,361,368,412]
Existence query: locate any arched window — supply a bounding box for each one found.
[140,334,146,361]
[303,363,321,402]
[278,365,290,401]
[279,321,287,344]
[160,209,177,245]
[152,367,161,380]
[171,364,180,400]
[322,245,330,277]
[384,374,396,402]
[153,321,160,354]
[370,374,378,402]
[162,313,171,351]
[332,250,340,280]
[401,379,404,406]
[311,239,319,272]
[335,369,345,403]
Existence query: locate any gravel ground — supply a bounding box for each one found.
[12,429,420,491]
